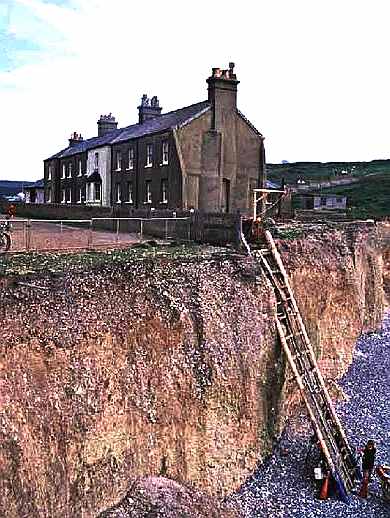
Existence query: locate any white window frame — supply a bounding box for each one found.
[146,144,153,168]
[48,165,52,180]
[116,151,122,171]
[61,189,66,203]
[66,187,71,204]
[145,181,152,203]
[78,159,82,176]
[115,183,121,203]
[127,148,134,170]
[68,163,72,178]
[77,187,83,203]
[161,179,168,204]
[47,188,52,203]
[61,164,66,179]
[162,141,169,165]
[94,183,101,202]
[125,182,133,204]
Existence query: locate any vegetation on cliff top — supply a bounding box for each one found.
[0,243,233,277]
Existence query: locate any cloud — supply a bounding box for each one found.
[1,0,390,180]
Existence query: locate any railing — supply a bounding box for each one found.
[0,217,191,253]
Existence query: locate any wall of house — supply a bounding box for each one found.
[87,147,111,206]
[176,109,262,214]
[175,111,212,210]
[234,116,263,214]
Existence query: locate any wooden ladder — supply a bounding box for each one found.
[256,230,359,501]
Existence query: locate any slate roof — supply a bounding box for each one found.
[46,101,211,161]
[25,178,45,189]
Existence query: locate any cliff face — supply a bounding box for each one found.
[0,224,385,518]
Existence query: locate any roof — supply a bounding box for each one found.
[24,178,44,190]
[266,180,281,190]
[46,101,211,160]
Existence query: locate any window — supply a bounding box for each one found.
[65,188,71,204]
[146,143,153,167]
[161,179,168,204]
[61,189,65,203]
[128,148,134,170]
[62,164,66,178]
[94,152,99,171]
[116,151,122,171]
[162,140,169,165]
[68,163,72,178]
[126,182,133,204]
[77,187,83,203]
[47,188,52,203]
[145,180,152,203]
[94,183,101,202]
[78,159,82,176]
[48,164,52,180]
[115,183,121,203]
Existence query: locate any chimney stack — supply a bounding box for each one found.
[138,94,162,124]
[206,62,239,131]
[68,131,84,147]
[97,113,118,137]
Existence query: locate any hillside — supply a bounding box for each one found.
[267,159,390,184]
[311,172,390,219]
[0,180,34,198]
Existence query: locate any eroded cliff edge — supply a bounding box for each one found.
[0,223,385,518]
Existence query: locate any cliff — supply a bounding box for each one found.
[0,223,385,518]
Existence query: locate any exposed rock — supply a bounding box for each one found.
[99,476,242,518]
[0,223,385,517]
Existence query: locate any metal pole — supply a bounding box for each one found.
[165,219,168,240]
[26,219,31,252]
[88,219,93,249]
[140,219,143,242]
[116,218,119,243]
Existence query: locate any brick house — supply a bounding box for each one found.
[44,63,265,213]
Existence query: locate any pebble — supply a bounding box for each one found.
[230,311,390,517]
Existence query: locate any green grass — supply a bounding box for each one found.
[268,159,390,184]
[0,243,231,278]
[312,172,390,219]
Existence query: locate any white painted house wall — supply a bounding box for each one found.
[86,146,111,206]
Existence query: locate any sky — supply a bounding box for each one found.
[1,0,390,181]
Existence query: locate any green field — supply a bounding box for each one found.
[312,172,390,220]
[268,159,390,184]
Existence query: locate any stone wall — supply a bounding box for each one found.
[0,224,385,517]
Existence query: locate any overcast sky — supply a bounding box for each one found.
[1,0,390,181]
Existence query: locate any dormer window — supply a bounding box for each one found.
[146,144,153,167]
[116,151,122,171]
[162,141,169,165]
[128,148,134,170]
[94,152,99,171]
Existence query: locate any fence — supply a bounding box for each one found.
[0,217,191,253]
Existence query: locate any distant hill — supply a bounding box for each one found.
[267,159,390,184]
[0,181,34,198]
[267,160,390,220]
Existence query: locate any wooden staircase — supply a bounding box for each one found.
[254,230,359,501]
